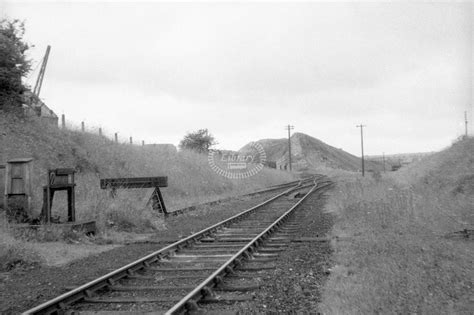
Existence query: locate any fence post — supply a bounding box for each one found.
[81,121,85,132]
[142,140,145,146]
[130,137,133,144]
[61,114,66,129]
[99,128,102,136]
[115,133,118,143]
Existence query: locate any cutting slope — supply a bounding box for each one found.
[0,113,295,225]
[320,137,473,315]
[396,137,474,195]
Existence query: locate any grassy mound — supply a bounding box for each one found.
[320,137,473,314]
[241,132,382,172]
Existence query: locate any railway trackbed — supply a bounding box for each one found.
[23,176,333,315]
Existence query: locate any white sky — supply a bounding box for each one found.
[1,1,472,155]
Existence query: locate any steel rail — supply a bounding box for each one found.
[166,179,331,314]
[168,176,320,216]
[248,175,323,195]
[264,175,320,189]
[22,179,313,315]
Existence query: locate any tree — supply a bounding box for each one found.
[0,19,31,112]
[179,129,217,153]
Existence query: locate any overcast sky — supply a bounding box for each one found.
[2,1,472,155]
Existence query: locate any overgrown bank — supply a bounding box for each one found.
[320,138,473,313]
[1,114,295,226]
[0,113,296,268]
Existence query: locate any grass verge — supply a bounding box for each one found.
[320,138,474,314]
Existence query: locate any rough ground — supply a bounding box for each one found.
[0,189,286,314]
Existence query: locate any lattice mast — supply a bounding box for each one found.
[33,45,51,97]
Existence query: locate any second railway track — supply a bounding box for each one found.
[23,176,332,315]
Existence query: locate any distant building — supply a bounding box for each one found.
[276,156,289,170]
[22,91,58,126]
[264,161,277,169]
[366,152,434,171]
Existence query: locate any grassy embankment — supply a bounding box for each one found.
[0,113,296,268]
[320,137,474,314]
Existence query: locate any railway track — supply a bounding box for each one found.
[168,175,324,216]
[23,176,332,315]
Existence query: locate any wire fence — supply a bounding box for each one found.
[59,114,148,146]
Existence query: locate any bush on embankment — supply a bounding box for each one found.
[320,137,474,314]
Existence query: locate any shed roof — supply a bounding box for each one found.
[7,158,33,163]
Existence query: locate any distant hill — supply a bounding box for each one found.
[240,132,381,172]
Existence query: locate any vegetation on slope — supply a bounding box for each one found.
[0,19,31,112]
[0,113,296,231]
[320,137,473,313]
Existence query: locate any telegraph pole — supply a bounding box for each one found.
[465,111,468,137]
[382,152,386,173]
[356,124,366,176]
[285,125,294,171]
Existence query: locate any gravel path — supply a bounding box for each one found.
[0,189,287,314]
